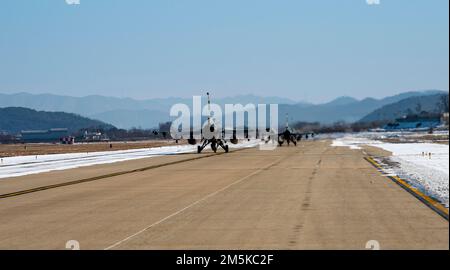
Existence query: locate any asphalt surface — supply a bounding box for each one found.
[0,140,448,250]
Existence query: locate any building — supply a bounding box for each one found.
[20,128,69,143]
[384,115,441,131]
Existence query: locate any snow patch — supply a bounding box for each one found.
[0,140,260,179]
[332,133,449,208]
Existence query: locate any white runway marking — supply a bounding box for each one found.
[104,157,281,250]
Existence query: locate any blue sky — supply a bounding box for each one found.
[0,0,448,103]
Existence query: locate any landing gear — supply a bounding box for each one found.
[197,139,209,153]
[288,136,297,146]
[278,135,298,147]
[196,138,229,154]
[278,134,284,146]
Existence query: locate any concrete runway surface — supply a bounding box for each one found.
[0,140,448,250]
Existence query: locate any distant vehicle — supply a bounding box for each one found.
[60,136,75,144]
[83,131,108,142]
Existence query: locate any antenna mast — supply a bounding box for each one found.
[207,92,211,125]
[285,113,289,129]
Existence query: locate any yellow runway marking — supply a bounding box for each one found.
[365,156,448,221]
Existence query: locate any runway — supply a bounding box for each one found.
[0,140,448,250]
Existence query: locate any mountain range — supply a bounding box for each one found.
[0,93,300,129]
[359,93,449,123]
[0,90,447,129]
[0,107,114,133]
[279,90,446,124]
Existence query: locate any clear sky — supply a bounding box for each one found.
[0,0,448,103]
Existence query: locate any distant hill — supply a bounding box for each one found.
[359,93,449,123]
[278,90,446,124]
[214,94,300,106]
[90,109,170,129]
[322,96,359,106]
[0,107,115,134]
[0,90,446,127]
[0,93,299,114]
[0,93,300,129]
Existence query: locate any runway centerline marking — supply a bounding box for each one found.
[104,157,283,250]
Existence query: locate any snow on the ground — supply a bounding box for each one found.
[0,140,259,179]
[332,133,449,208]
[331,136,373,150]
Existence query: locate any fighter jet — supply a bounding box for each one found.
[189,92,231,153]
[277,114,315,146]
[159,92,247,153]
